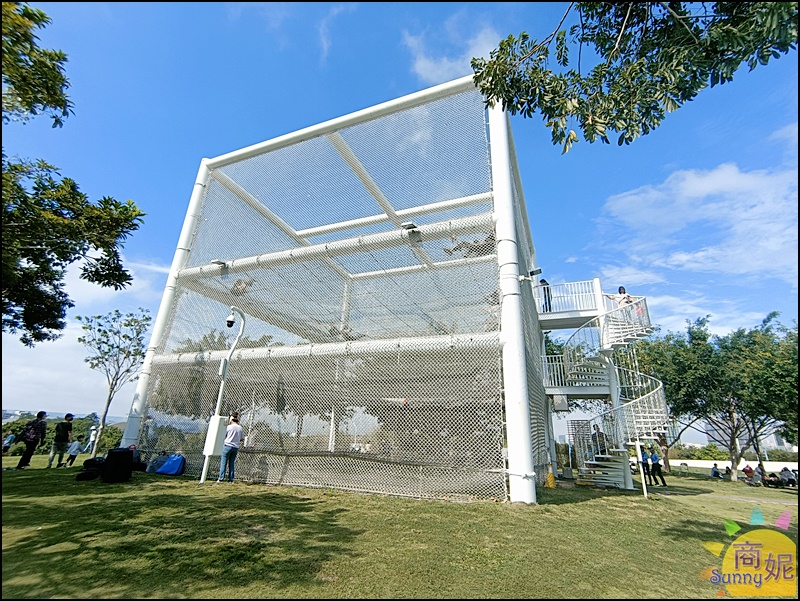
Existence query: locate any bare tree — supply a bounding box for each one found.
[76,308,151,457]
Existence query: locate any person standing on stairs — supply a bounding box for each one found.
[591,424,610,456]
[539,279,553,313]
[649,446,667,486]
[603,286,634,307]
[641,446,654,486]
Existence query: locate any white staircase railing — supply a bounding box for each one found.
[562,296,670,489]
[542,355,609,388]
[533,279,598,313]
[563,297,654,375]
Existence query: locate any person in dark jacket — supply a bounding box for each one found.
[48,413,74,468]
[649,446,667,486]
[15,411,48,469]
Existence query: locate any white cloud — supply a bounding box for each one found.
[402,17,500,85]
[1,258,169,419]
[598,265,667,289]
[644,293,768,337]
[318,3,357,64]
[63,258,169,315]
[227,2,293,29]
[602,159,798,286]
[2,324,139,420]
[769,121,798,166]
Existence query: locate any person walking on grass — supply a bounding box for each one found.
[641,446,654,486]
[64,435,84,467]
[14,411,48,470]
[2,430,16,455]
[649,446,667,486]
[217,416,244,483]
[48,413,74,468]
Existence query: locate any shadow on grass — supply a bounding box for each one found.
[2,469,365,598]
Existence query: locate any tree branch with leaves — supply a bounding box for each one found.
[472,2,798,153]
[2,2,146,346]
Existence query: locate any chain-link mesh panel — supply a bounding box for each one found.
[141,339,506,501]
[133,85,545,502]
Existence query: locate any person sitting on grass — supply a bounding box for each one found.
[779,467,797,487]
[710,463,724,479]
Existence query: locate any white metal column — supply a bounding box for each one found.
[120,160,212,447]
[489,105,536,504]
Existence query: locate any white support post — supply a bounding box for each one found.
[546,400,559,478]
[121,160,212,448]
[200,306,246,484]
[489,104,536,504]
[635,440,649,499]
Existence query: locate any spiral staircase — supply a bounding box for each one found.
[538,279,674,490]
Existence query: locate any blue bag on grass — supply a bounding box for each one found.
[155,453,187,476]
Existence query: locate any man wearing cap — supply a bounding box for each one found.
[48,413,74,468]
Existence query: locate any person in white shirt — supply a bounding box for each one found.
[64,435,85,467]
[217,417,245,483]
[83,426,97,453]
[603,285,634,307]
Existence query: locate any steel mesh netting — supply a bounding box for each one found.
[132,86,526,501]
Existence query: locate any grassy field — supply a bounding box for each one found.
[2,454,797,599]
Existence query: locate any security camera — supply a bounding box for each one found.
[226,314,235,328]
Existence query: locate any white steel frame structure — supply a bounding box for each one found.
[121,75,549,503]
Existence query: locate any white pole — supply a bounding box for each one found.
[121,160,211,447]
[636,440,649,499]
[489,104,537,504]
[200,306,246,484]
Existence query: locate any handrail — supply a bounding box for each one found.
[562,297,653,377]
[561,295,669,488]
[542,355,609,388]
[533,279,599,314]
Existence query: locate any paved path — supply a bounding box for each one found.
[654,490,798,505]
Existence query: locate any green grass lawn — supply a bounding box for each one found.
[2,455,797,599]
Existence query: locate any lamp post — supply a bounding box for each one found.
[200,306,246,483]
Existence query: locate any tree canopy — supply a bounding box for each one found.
[1,2,72,127]
[472,2,798,152]
[76,308,152,457]
[637,313,798,479]
[2,2,145,346]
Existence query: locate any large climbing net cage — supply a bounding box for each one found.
[123,76,549,503]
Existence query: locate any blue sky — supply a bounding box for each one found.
[2,3,797,444]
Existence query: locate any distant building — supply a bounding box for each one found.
[704,421,797,453]
[2,410,27,424]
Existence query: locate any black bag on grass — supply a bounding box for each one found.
[146,451,170,474]
[83,456,106,470]
[101,447,133,483]
[76,467,101,481]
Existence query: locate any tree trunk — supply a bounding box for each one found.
[728,442,742,482]
[90,387,116,459]
[657,434,671,474]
